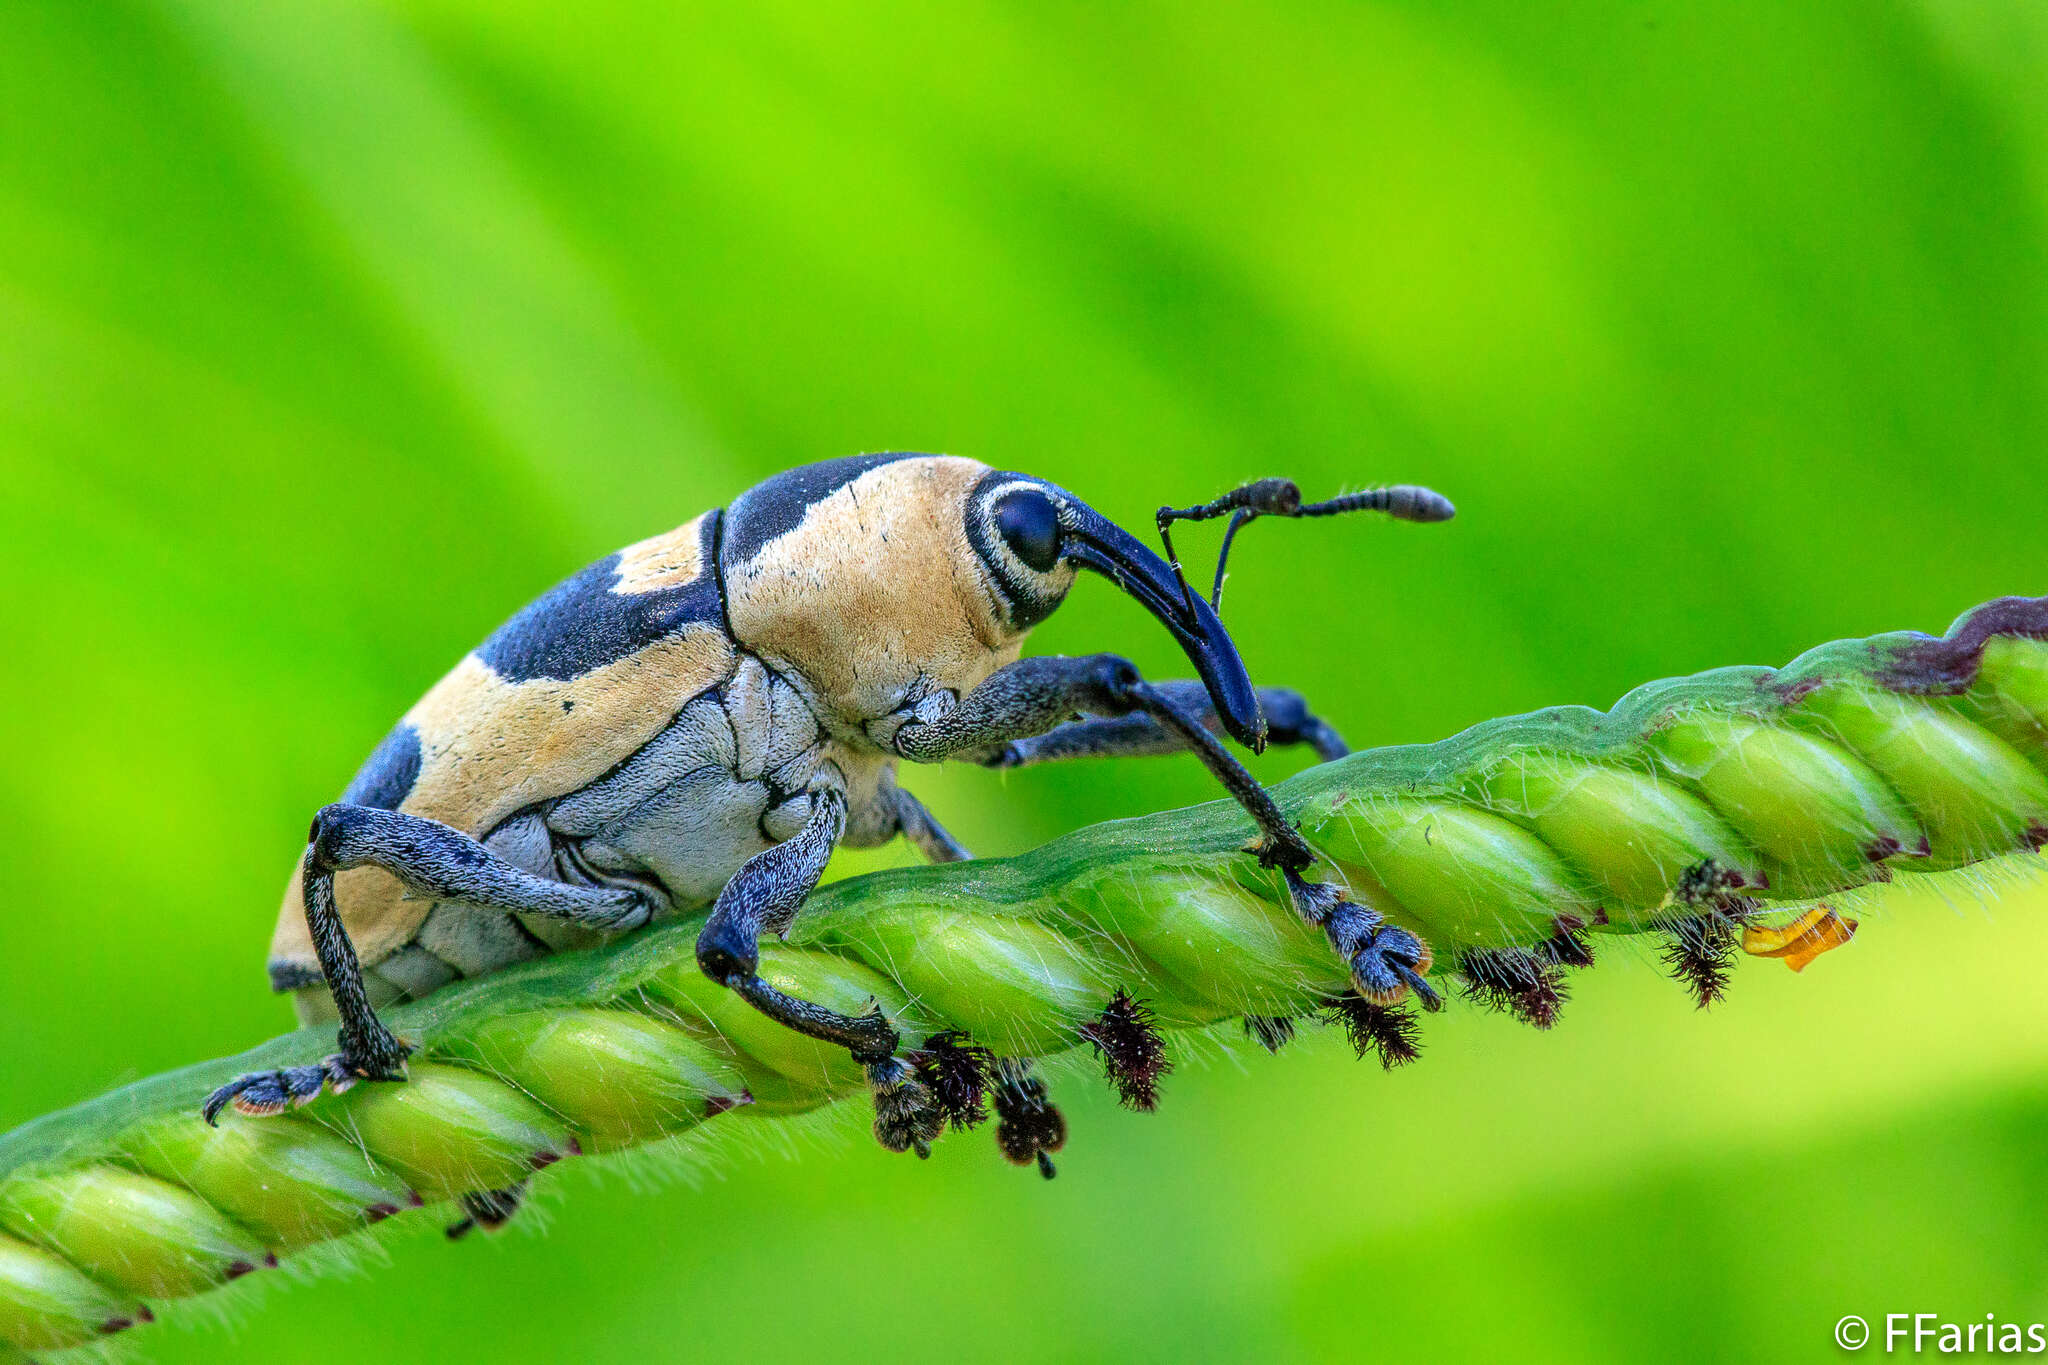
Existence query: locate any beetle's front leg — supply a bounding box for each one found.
[898,655,1437,1011]
[891,654,1145,764]
[986,680,1349,768]
[694,786,945,1157]
[1117,679,1439,1011]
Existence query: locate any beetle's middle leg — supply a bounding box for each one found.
[896,655,1437,1011]
[869,779,971,864]
[694,786,947,1157]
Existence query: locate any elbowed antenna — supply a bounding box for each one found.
[1054,501,1268,752]
[1154,478,1456,613]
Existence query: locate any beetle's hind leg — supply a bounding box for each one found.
[203,805,656,1125]
[695,785,945,1157]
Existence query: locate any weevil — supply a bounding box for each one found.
[205,453,1454,1191]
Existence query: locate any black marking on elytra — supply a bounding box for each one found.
[720,453,923,569]
[1461,948,1568,1029]
[1079,990,1172,1112]
[907,1031,996,1131]
[476,512,724,682]
[1322,992,1422,1070]
[992,1058,1066,1180]
[1871,595,2048,695]
[340,722,422,811]
[1244,1014,1296,1053]
[966,469,1069,631]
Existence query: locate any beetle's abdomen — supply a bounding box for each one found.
[543,655,829,906]
[268,511,737,994]
[284,653,839,1023]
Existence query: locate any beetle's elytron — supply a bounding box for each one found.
[205,453,1453,1211]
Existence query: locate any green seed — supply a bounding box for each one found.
[1793,685,2048,867]
[1315,799,1598,951]
[1071,869,1341,1022]
[1649,712,1926,897]
[1958,636,2048,767]
[314,1065,572,1202]
[829,907,1113,1055]
[439,1009,751,1151]
[0,1166,267,1299]
[2,597,2044,1347]
[0,1231,138,1350]
[1477,752,1764,918]
[642,945,916,1104]
[122,1114,415,1251]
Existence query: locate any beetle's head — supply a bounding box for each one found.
[967,471,1267,750]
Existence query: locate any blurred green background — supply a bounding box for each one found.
[4,1,2048,1360]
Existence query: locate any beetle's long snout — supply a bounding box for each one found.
[1061,507,1267,751]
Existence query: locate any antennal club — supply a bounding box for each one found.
[1155,479,1455,615]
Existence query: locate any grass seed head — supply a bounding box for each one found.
[1243,1015,1296,1053]
[1079,991,1173,1112]
[906,1032,996,1131]
[1322,993,1423,1070]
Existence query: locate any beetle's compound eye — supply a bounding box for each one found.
[970,474,1074,633]
[993,488,1062,572]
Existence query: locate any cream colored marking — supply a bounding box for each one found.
[270,626,737,977]
[724,456,1026,734]
[613,511,710,595]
